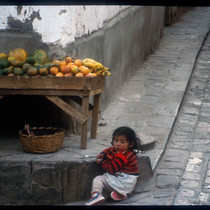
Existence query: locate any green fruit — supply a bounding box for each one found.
[25,56,36,65]
[33,49,49,64]
[34,63,42,70]
[43,62,54,71]
[47,73,55,77]
[3,67,13,75]
[39,67,48,76]
[22,63,32,73]
[13,67,24,76]
[27,67,38,76]
[0,58,10,69]
[10,59,25,67]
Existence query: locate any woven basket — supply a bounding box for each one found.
[19,127,65,154]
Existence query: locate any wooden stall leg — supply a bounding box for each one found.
[90,93,101,139]
[81,96,89,149]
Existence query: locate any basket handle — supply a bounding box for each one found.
[24,124,35,136]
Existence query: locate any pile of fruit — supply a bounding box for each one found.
[0,48,111,77]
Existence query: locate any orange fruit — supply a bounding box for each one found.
[70,64,79,75]
[58,60,67,67]
[50,66,59,75]
[52,60,60,67]
[64,72,73,77]
[74,59,82,67]
[67,62,73,67]
[65,56,73,64]
[56,72,64,77]
[60,65,70,74]
[79,66,90,75]
[39,67,49,76]
[75,72,84,77]
[85,73,97,77]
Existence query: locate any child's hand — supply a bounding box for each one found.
[95,153,105,164]
[96,158,103,164]
[96,154,105,159]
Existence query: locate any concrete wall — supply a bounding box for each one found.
[164,7,194,26]
[0,6,165,135]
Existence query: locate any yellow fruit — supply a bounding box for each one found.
[8,73,15,76]
[75,72,84,77]
[85,73,97,77]
[70,65,79,75]
[64,72,73,77]
[56,72,64,77]
[82,58,103,70]
[8,48,28,62]
[0,53,8,60]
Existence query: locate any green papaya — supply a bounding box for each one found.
[0,58,10,69]
[27,67,38,76]
[25,56,36,65]
[22,63,32,73]
[13,67,24,76]
[3,66,13,75]
[33,49,49,64]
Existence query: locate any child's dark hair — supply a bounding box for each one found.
[111,126,141,152]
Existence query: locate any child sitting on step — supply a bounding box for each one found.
[85,126,141,206]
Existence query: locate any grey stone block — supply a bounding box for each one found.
[0,161,31,205]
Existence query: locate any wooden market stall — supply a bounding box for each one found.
[0,76,105,149]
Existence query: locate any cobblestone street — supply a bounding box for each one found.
[115,9,210,206]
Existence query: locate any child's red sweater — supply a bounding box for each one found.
[99,147,139,175]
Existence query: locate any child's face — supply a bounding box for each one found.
[113,135,131,152]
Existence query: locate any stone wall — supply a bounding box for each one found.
[0,155,152,204]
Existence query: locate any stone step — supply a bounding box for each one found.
[0,153,152,205]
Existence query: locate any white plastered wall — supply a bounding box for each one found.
[0,6,131,47]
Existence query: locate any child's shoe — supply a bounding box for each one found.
[85,192,105,206]
[110,191,127,201]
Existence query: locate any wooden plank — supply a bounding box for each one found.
[81,96,89,149]
[45,96,87,125]
[70,96,93,111]
[0,76,105,90]
[89,88,104,96]
[90,93,101,139]
[0,89,98,96]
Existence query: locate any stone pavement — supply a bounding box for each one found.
[69,7,210,205]
[1,7,210,205]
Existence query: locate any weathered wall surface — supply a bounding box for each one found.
[164,7,194,26]
[0,6,165,135]
[0,6,130,51]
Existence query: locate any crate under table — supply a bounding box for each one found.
[0,76,105,149]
